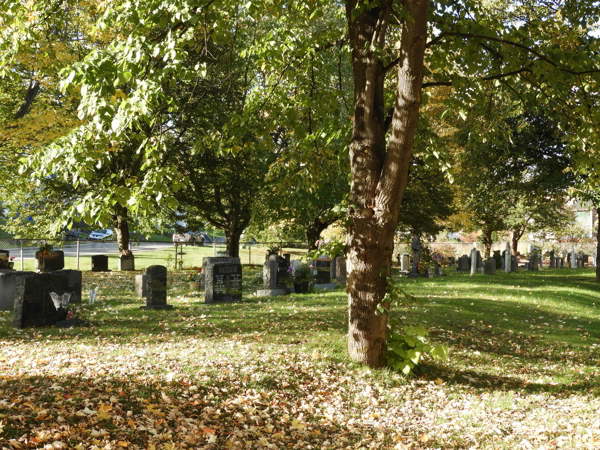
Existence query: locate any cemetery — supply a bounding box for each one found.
[2,0,600,448]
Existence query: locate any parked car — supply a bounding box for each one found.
[89,229,114,240]
[173,232,204,246]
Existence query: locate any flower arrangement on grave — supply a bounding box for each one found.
[186,268,203,282]
[38,242,54,256]
[431,251,445,267]
[267,244,280,257]
[306,237,345,261]
[293,263,313,284]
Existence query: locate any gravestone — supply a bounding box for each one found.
[12,272,73,328]
[493,251,502,271]
[470,248,478,276]
[583,255,589,266]
[205,261,243,303]
[0,271,35,310]
[269,254,290,288]
[283,253,291,262]
[400,254,410,271]
[0,250,10,270]
[484,258,496,275]
[290,259,303,276]
[504,242,512,272]
[61,270,82,304]
[315,259,332,284]
[263,260,279,289]
[459,255,469,271]
[559,257,564,268]
[523,262,530,270]
[529,254,538,271]
[571,249,576,269]
[120,253,135,271]
[140,265,172,310]
[511,255,518,272]
[135,274,147,297]
[336,257,347,284]
[91,255,109,272]
[202,257,241,288]
[35,251,65,272]
[577,259,583,268]
[216,251,229,257]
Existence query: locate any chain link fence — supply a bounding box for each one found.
[0,238,309,272]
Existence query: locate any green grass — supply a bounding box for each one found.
[0,266,598,449]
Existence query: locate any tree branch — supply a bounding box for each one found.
[424,31,600,76]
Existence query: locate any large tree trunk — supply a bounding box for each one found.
[511,227,525,255]
[482,228,493,259]
[113,205,130,253]
[225,225,242,258]
[346,0,429,368]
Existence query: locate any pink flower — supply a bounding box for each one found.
[309,265,313,268]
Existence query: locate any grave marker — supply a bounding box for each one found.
[92,255,109,272]
[205,262,242,303]
[140,265,172,310]
[12,272,72,328]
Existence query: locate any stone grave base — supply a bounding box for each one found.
[256,288,289,297]
[56,318,89,328]
[314,283,337,290]
[140,305,173,310]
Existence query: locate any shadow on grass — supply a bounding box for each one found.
[421,362,600,396]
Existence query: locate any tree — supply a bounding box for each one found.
[4,0,600,368]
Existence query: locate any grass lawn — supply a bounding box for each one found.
[0,265,598,449]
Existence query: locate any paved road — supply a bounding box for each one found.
[2,241,175,259]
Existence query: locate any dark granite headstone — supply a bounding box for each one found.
[119,254,135,271]
[202,257,241,288]
[12,272,71,328]
[0,250,9,270]
[529,254,538,271]
[330,257,337,280]
[459,255,469,271]
[35,251,65,272]
[511,255,518,272]
[315,259,331,283]
[484,258,496,275]
[205,262,242,304]
[493,251,502,270]
[92,255,109,272]
[0,271,35,310]
[141,265,171,310]
[60,270,82,304]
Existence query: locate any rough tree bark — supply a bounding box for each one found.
[511,227,525,255]
[346,0,429,368]
[482,228,493,259]
[113,205,130,254]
